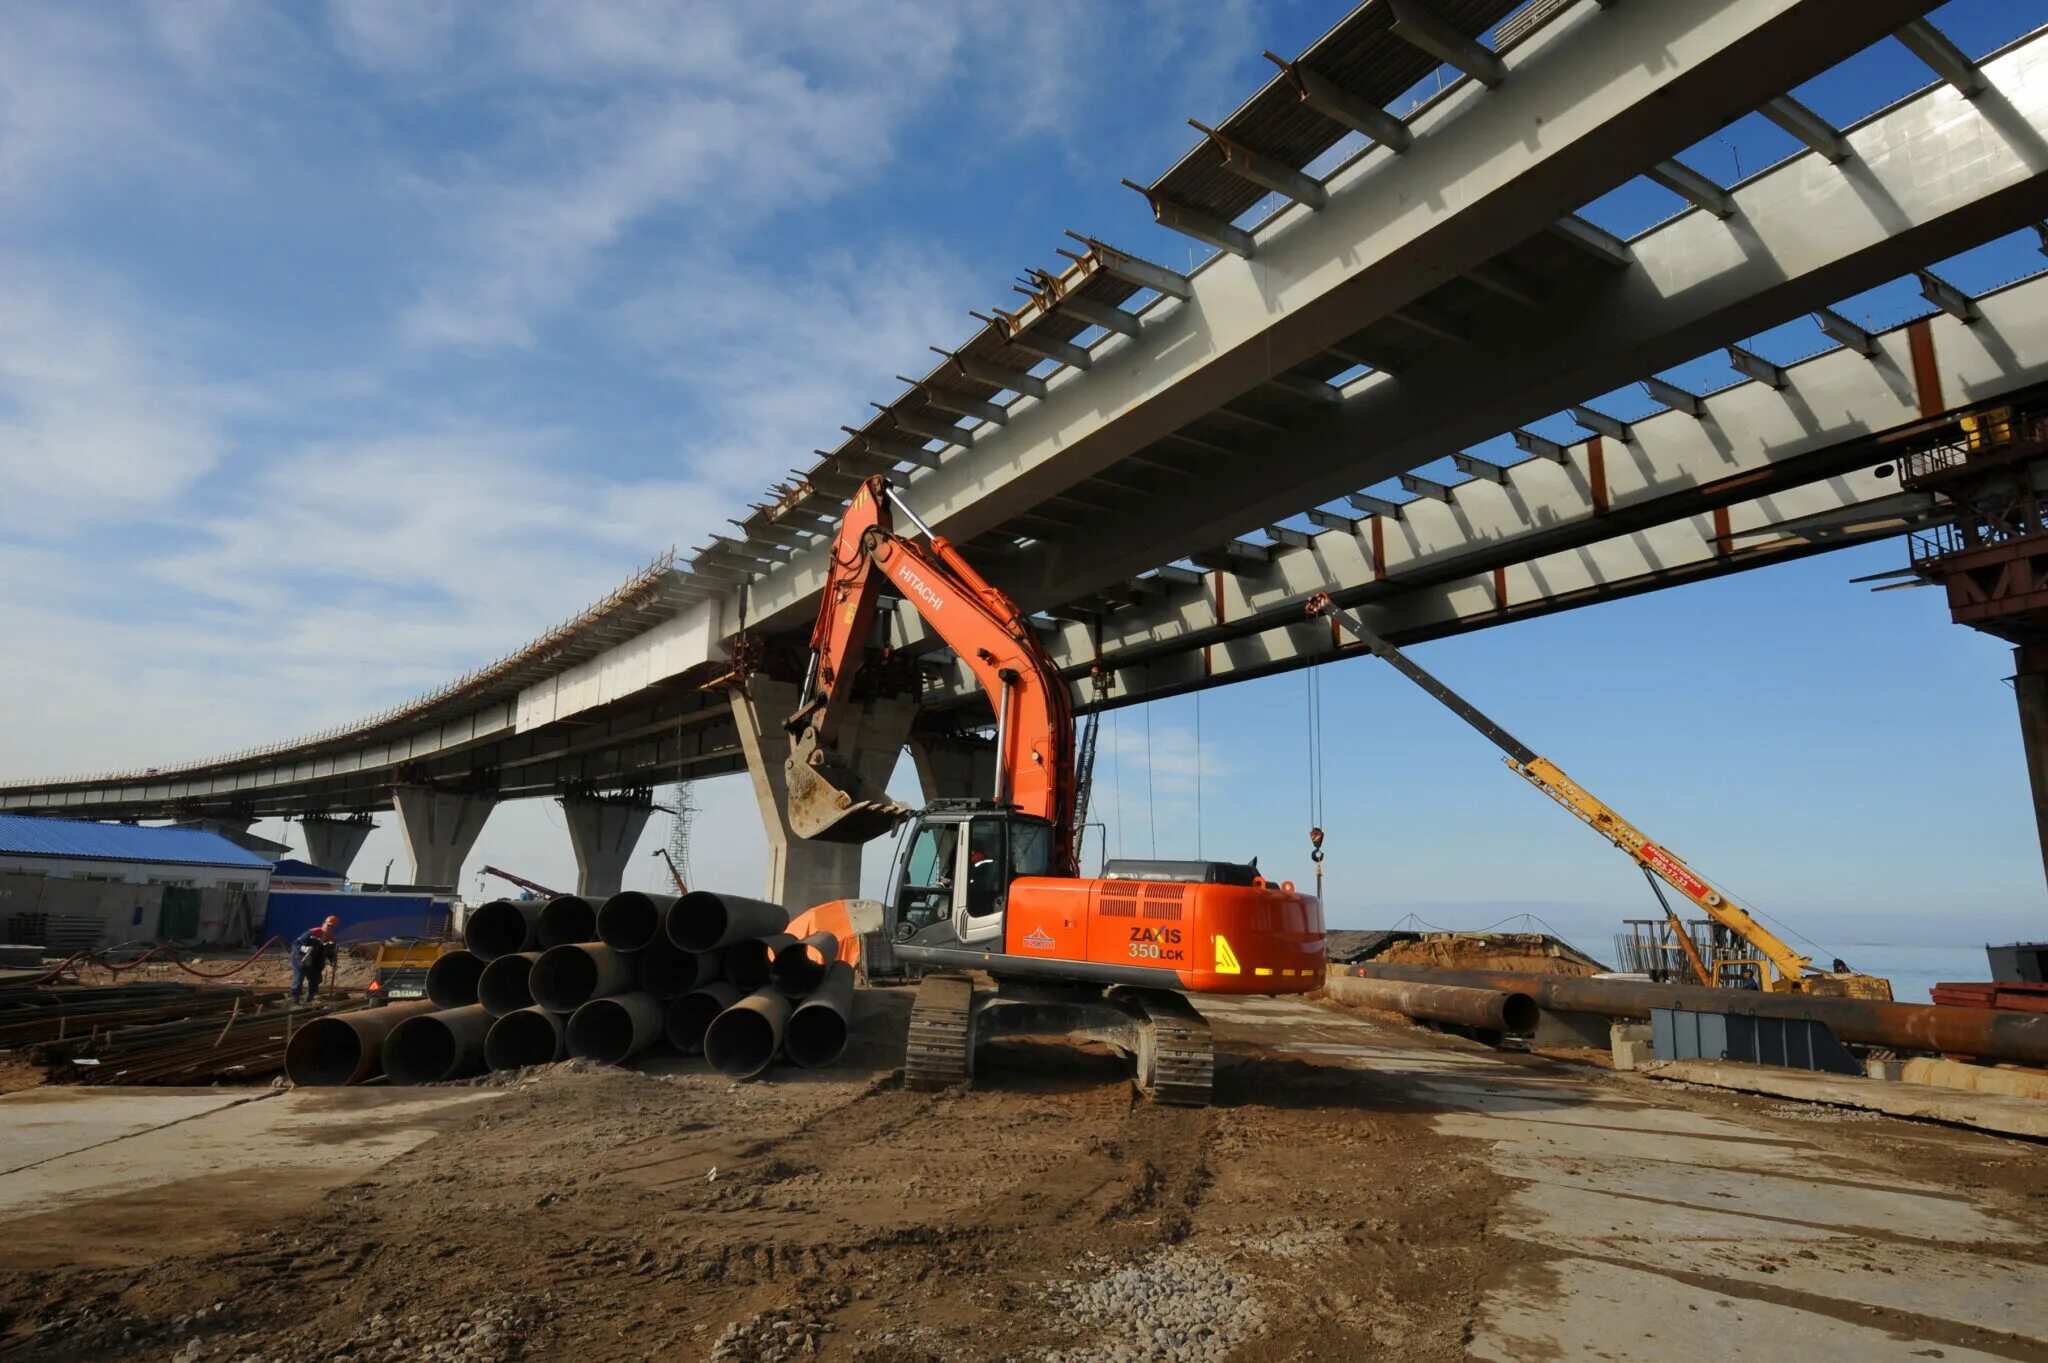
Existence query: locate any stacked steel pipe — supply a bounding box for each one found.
[291,890,858,1085]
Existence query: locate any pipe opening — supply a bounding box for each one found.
[478,953,538,1016]
[537,895,598,948]
[1501,992,1539,1033]
[725,940,777,991]
[639,939,717,998]
[784,1006,849,1068]
[464,899,539,959]
[385,1015,459,1085]
[530,947,598,1013]
[705,1006,779,1078]
[485,1008,565,1070]
[597,892,663,952]
[566,998,641,1064]
[665,987,737,1054]
[284,1017,366,1086]
[426,950,484,1008]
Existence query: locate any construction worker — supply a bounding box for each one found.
[291,916,340,1004]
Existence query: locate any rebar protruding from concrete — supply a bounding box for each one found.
[537,894,599,949]
[425,949,485,1008]
[1329,976,1537,1034]
[725,933,795,992]
[464,898,542,960]
[530,942,635,1013]
[669,889,792,952]
[665,982,741,1055]
[284,1001,435,1086]
[704,987,793,1079]
[567,991,666,1065]
[597,891,676,953]
[485,1005,567,1069]
[383,1004,493,1085]
[784,961,857,1068]
[637,937,722,999]
[772,931,841,998]
[478,951,542,1016]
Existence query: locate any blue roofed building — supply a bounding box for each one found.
[0,813,274,951]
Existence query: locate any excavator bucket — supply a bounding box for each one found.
[785,736,911,845]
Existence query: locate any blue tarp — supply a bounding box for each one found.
[264,891,440,945]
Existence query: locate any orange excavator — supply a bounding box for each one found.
[780,476,1325,1104]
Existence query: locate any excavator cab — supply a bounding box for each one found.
[885,801,1056,954]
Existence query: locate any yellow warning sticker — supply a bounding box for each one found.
[1213,933,1241,974]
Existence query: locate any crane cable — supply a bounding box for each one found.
[1144,703,1157,858]
[1307,664,1327,901]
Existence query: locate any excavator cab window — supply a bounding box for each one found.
[898,821,959,931]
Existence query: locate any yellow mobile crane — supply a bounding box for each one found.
[1306,593,1891,1000]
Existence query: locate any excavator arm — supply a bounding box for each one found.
[784,477,1078,873]
[1304,593,1818,988]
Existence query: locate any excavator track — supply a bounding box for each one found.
[1127,989,1214,1107]
[903,973,976,1091]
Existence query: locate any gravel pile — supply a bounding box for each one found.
[1042,1245,1267,1363]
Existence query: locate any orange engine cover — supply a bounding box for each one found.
[1003,876,1324,995]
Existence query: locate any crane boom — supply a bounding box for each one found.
[1304,593,1818,988]
[480,865,560,900]
[784,477,1078,873]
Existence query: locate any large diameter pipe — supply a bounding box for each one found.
[567,991,666,1065]
[726,934,795,992]
[1343,963,2048,1065]
[597,891,676,953]
[530,942,635,1013]
[478,951,542,1016]
[704,987,792,1079]
[425,949,485,1008]
[784,962,857,1068]
[285,1001,435,1086]
[383,1005,493,1085]
[665,982,741,1055]
[772,931,841,998]
[670,890,792,952]
[1329,976,1537,1034]
[537,895,599,949]
[464,899,542,960]
[638,937,721,999]
[485,1005,566,1070]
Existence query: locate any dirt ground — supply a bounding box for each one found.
[2,990,2045,1363]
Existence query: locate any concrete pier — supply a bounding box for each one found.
[561,791,655,899]
[730,676,916,909]
[391,784,494,891]
[299,812,375,876]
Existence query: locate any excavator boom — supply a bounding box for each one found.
[785,477,1077,872]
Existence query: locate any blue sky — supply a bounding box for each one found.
[4,1,2044,962]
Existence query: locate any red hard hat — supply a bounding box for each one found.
[324,915,339,927]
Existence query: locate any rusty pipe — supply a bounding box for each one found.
[485,1005,566,1069]
[597,891,676,953]
[383,1004,493,1085]
[637,937,722,999]
[704,987,792,1079]
[567,991,666,1065]
[425,949,485,1008]
[665,982,741,1055]
[464,899,541,960]
[772,931,841,998]
[530,942,635,1013]
[478,951,541,1016]
[537,895,599,949]
[669,889,792,952]
[784,961,856,1068]
[284,1001,435,1086]
[1328,975,1536,1033]
[1341,963,2048,1064]
[725,933,795,992]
